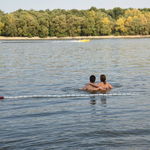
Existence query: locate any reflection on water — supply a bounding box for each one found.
[90,98,107,106]
[0,39,150,149]
[90,99,96,105]
[101,98,107,105]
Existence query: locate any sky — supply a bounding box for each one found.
[1,0,150,13]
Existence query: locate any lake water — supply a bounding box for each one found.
[0,38,150,149]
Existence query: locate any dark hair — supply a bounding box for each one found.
[90,75,96,83]
[100,74,106,84]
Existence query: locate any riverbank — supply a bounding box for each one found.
[1,35,150,40]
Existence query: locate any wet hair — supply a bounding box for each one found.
[90,75,96,83]
[100,74,106,84]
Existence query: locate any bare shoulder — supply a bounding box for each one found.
[107,82,113,89]
[106,82,109,85]
[97,82,102,86]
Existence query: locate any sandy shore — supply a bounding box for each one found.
[1,35,150,40]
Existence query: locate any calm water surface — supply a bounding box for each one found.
[0,39,150,149]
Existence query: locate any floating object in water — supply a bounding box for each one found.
[79,39,90,42]
[0,93,138,99]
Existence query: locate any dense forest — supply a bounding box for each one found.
[0,7,150,37]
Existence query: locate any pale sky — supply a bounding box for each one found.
[1,0,150,13]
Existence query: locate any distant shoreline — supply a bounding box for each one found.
[1,35,150,40]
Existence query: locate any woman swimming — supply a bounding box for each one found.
[97,74,113,89]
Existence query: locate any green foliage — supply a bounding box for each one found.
[0,18,4,35]
[66,15,83,36]
[115,32,120,36]
[101,25,112,35]
[1,7,150,37]
[0,10,4,18]
[2,14,17,36]
[89,6,98,12]
[112,7,126,20]
[82,16,96,36]
[50,15,67,37]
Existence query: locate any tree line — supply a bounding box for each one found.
[0,7,150,37]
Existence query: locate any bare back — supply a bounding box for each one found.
[81,84,100,92]
[97,82,113,89]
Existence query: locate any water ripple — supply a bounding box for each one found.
[0,39,150,149]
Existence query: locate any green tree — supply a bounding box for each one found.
[130,18,144,35]
[0,18,4,35]
[50,15,67,37]
[2,13,17,36]
[89,6,98,12]
[101,25,112,35]
[99,8,107,13]
[82,16,95,36]
[37,13,49,37]
[95,11,111,35]
[70,9,79,16]
[112,7,125,20]
[66,15,83,36]
[144,21,150,35]
[81,10,96,36]
[106,9,114,19]
[39,25,48,37]
[19,12,39,37]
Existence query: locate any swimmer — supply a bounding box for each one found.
[80,75,104,92]
[89,74,113,90]
[98,74,113,89]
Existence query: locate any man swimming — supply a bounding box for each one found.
[80,75,104,92]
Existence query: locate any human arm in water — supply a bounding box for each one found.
[88,83,99,88]
[89,82,113,90]
[79,85,88,91]
[107,83,113,89]
[88,83,104,90]
[80,84,102,91]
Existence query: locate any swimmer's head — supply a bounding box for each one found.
[90,75,96,83]
[100,74,106,84]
